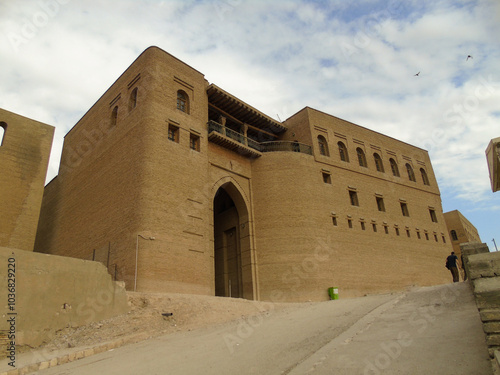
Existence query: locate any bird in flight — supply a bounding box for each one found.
[414,72,420,76]
[466,55,473,61]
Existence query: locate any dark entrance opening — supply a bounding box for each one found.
[213,187,242,298]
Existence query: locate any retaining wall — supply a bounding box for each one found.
[462,242,500,371]
[0,247,129,354]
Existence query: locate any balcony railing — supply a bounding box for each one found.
[208,121,262,157]
[207,120,312,156]
[260,141,312,155]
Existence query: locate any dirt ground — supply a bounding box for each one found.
[10,284,495,375]
[21,292,304,354]
[19,283,494,375]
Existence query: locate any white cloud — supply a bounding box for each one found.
[1,0,499,242]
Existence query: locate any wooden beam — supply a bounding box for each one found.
[209,103,279,139]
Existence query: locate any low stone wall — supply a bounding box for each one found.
[460,242,490,278]
[463,242,500,371]
[0,247,129,355]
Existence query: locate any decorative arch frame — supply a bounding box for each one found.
[420,168,430,185]
[317,135,329,156]
[450,230,458,241]
[373,153,384,172]
[129,87,138,111]
[111,106,118,127]
[338,141,349,162]
[389,158,400,177]
[177,90,190,114]
[357,147,367,167]
[406,163,416,182]
[210,176,258,300]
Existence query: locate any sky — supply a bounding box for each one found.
[0,0,499,249]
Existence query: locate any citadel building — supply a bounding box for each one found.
[0,108,54,252]
[444,210,482,262]
[35,47,453,302]
[0,108,128,346]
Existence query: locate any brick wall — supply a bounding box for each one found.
[0,247,128,350]
[0,108,54,251]
[444,210,482,260]
[465,245,500,363]
[252,107,452,301]
[253,146,451,301]
[35,47,215,294]
[35,46,455,302]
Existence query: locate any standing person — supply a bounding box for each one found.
[446,252,460,282]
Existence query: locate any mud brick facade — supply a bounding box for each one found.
[444,209,482,264]
[35,46,453,302]
[0,109,129,350]
[462,244,500,361]
[0,108,54,251]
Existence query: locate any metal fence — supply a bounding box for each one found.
[88,242,119,281]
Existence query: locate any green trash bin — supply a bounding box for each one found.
[328,287,339,300]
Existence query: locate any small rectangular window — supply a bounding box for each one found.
[425,232,429,240]
[434,234,438,242]
[400,202,409,217]
[360,221,366,230]
[372,223,377,232]
[395,227,400,236]
[0,122,6,146]
[349,190,359,206]
[406,229,411,238]
[332,216,337,226]
[168,124,179,143]
[111,106,118,127]
[348,219,353,228]
[323,172,331,184]
[376,197,385,212]
[442,235,446,243]
[417,231,421,239]
[190,133,200,151]
[384,225,389,234]
[429,209,438,223]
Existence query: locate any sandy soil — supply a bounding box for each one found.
[12,284,493,375]
[22,292,304,354]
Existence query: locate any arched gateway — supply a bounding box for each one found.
[212,180,256,300]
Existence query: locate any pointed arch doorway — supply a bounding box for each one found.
[213,181,255,299]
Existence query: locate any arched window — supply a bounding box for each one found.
[0,122,6,146]
[111,106,118,127]
[373,153,384,172]
[129,87,138,111]
[406,163,416,182]
[356,148,367,167]
[338,141,349,162]
[389,158,400,177]
[420,168,430,185]
[177,90,189,113]
[450,230,458,241]
[317,135,329,156]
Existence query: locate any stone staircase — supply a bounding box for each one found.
[462,242,500,373]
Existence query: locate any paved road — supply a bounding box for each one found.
[36,283,491,375]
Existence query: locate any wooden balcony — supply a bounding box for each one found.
[208,121,313,158]
[208,121,262,158]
